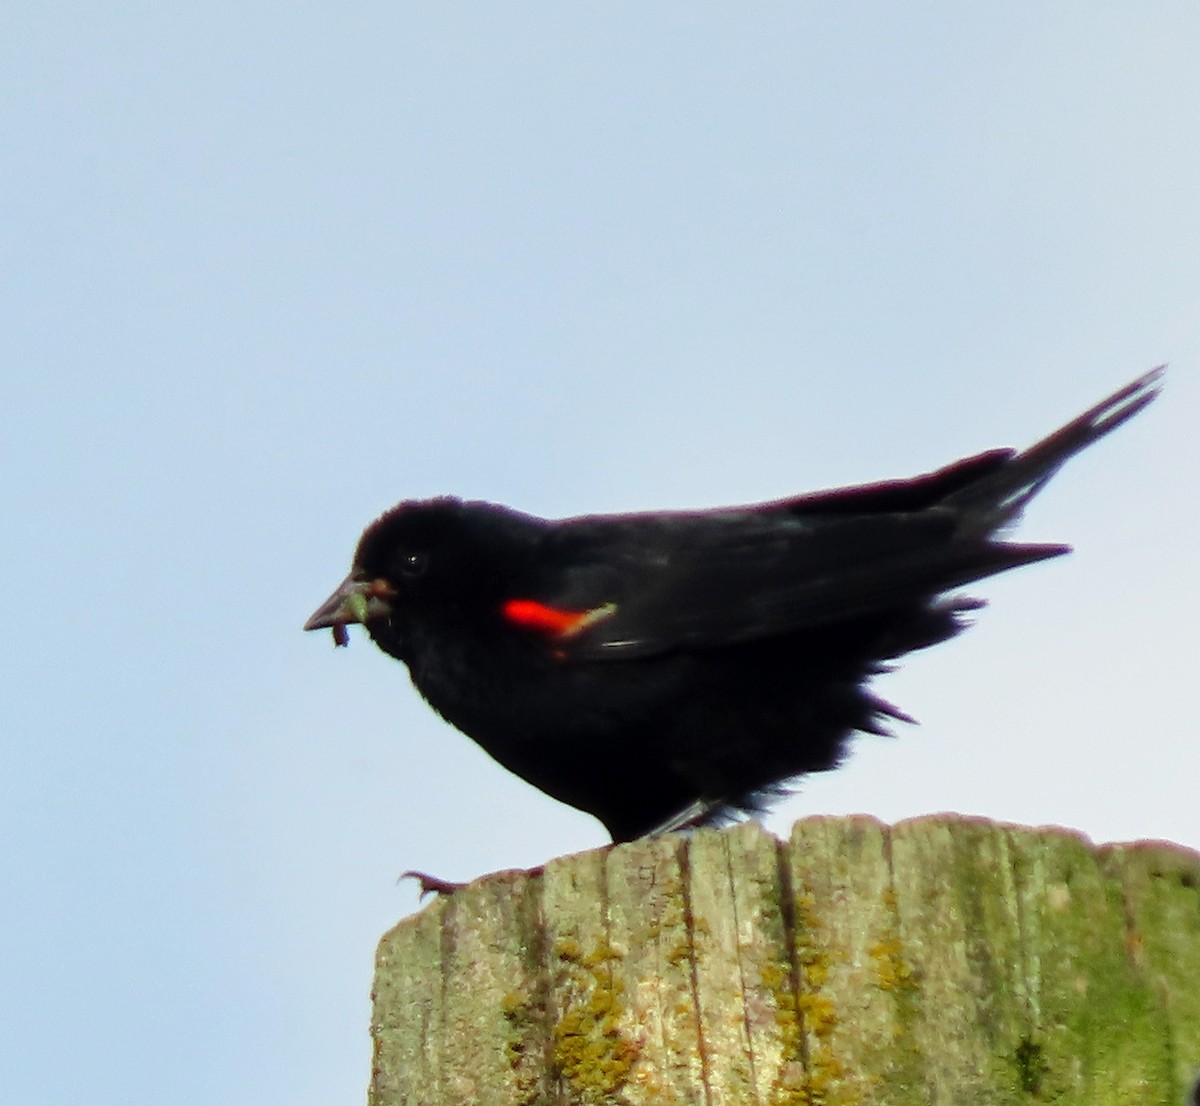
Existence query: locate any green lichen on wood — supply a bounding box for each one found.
[1100,841,1200,1098]
[1009,831,1177,1103]
[1013,1036,1048,1094]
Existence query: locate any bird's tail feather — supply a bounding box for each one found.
[948,366,1163,531]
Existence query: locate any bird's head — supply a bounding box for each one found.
[303,497,544,660]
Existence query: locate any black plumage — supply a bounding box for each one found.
[306,369,1160,841]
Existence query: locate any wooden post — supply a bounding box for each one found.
[368,816,1200,1105]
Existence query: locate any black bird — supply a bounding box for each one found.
[305,370,1160,842]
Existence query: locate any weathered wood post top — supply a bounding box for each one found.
[370,815,1200,1105]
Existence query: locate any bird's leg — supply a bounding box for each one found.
[644,798,728,837]
[400,862,561,898]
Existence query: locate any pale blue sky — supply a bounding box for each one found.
[4,5,1199,1104]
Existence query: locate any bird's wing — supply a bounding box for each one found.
[504,367,1163,660]
[501,501,1065,661]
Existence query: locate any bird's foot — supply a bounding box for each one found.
[399,870,468,898]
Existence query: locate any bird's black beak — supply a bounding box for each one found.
[304,575,396,645]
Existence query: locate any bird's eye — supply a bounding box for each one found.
[399,550,429,578]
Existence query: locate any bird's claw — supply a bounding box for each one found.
[400,870,466,898]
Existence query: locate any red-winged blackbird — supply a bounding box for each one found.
[305,370,1160,841]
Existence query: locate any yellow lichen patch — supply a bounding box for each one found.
[550,938,640,1104]
[792,890,831,990]
[760,960,807,1106]
[797,991,838,1038]
[499,984,545,1106]
[805,1055,852,1106]
[581,940,624,970]
[554,937,584,963]
[761,962,801,1042]
[665,939,691,968]
[772,887,860,1106]
[868,937,913,992]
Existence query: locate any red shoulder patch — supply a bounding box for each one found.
[500,599,616,639]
